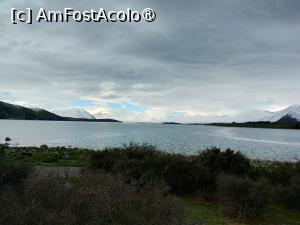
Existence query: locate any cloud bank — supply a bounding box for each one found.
[1,0,300,121]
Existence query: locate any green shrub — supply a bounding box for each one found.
[197,148,251,176]
[89,144,254,195]
[0,161,33,186]
[0,171,198,225]
[0,175,76,225]
[217,175,269,220]
[42,155,58,163]
[0,145,34,187]
[280,175,300,212]
[162,155,214,194]
[0,145,4,161]
[266,162,300,186]
[89,143,216,194]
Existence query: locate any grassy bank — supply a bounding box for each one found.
[3,145,90,167]
[1,143,300,225]
[183,197,300,225]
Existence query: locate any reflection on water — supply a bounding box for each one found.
[0,120,299,161]
[213,128,300,146]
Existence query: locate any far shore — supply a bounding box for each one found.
[162,121,300,130]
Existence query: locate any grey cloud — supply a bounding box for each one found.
[1,0,300,120]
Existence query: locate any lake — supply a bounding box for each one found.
[0,120,300,161]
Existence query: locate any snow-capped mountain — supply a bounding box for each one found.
[215,106,300,123]
[163,107,299,124]
[93,111,110,119]
[52,108,96,119]
[260,105,300,122]
[0,101,62,120]
[12,102,43,112]
[223,110,273,123]
[157,110,273,123]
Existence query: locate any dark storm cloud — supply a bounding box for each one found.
[1,0,300,120]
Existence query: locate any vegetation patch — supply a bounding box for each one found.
[182,197,300,225]
[1,142,300,224]
[2,145,90,167]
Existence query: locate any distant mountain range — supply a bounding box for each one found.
[161,105,300,125]
[220,110,273,123]
[259,105,300,123]
[204,105,300,130]
[1,99,300,125]
[0,101,121,122]
[52,108,96,119]
[212,105,300,123]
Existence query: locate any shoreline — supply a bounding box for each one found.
[2,144,299,166]
[206,122,300,130]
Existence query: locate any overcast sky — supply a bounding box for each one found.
[1,0,300,122]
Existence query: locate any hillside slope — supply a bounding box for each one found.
[261,105,300,122]
[52,108,96,119]
[0,101,121,122]
[0,101,61,120]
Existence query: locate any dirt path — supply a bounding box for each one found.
[34,166,82,178]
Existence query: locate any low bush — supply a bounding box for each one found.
[196,148,252,176]
[0,171,200,225]
[89,144,216,194]
[0,144,33,186]
[0,145,4,160]
[217,175,269,220]
[89,144,252,195]
[265,162,300,186]
[279,174,300,212]
[0,160,33,186]
[162,155,214,194]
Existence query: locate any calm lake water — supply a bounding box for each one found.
[0,120,300,161]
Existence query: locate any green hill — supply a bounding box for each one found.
[0,101,61,120]
[0,101,121,122]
